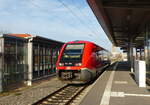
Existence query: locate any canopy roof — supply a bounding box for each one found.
[87,0,150,50]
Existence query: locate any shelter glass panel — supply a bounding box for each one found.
[33,44,39,79]
[52,48,59,73]
[32,43,57,79]
[2,37,27,90]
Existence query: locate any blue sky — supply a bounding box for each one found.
[0,0,112,51]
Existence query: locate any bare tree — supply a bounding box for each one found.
[0,28,10,35]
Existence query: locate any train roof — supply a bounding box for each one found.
[66,40,94,44]
[66,40,109,52]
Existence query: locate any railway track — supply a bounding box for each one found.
[32,84,87,105]
[32,65,109,105]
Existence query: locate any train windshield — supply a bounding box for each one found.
[60,44,84,63]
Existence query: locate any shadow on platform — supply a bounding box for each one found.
[129,72,137,83]
[116,61,131,71]
[108,61,131,71]
[147,89,150,92]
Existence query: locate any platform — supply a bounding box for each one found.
[79,61,150,105]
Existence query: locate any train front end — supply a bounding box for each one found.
[56,42,93,83]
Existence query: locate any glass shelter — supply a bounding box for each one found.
[0,34,64,92]
[26,36,63,85]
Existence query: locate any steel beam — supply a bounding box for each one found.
[87,0,117,45]
[129,38,134,73]
[27,40,33,86]
[103,1,150,10]
[0,38,4,92]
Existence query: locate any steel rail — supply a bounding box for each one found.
[32,84,87,105]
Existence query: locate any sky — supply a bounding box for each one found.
[0,0,113,51]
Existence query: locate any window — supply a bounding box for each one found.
[60,44,84,63]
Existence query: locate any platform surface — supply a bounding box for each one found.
[79,61,150,105]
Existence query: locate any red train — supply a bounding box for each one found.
[56,40,110,83]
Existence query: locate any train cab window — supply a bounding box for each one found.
[60,44,84,64]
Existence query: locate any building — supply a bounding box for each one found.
[0,34,64,92]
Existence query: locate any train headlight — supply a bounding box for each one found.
[59,63,64,66]
[75,63,82,66]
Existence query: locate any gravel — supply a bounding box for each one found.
[0,77,66,105]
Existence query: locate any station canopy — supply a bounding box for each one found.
[87,0,150,51]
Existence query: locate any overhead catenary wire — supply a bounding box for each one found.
[71,0,101,33]
[57,0,100,37]
[30,0,98,37]
[30,0,88,30]
[29,0,111,49]
[58,0,108,45]
[71,0,111,46]
[29,0,88,36]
